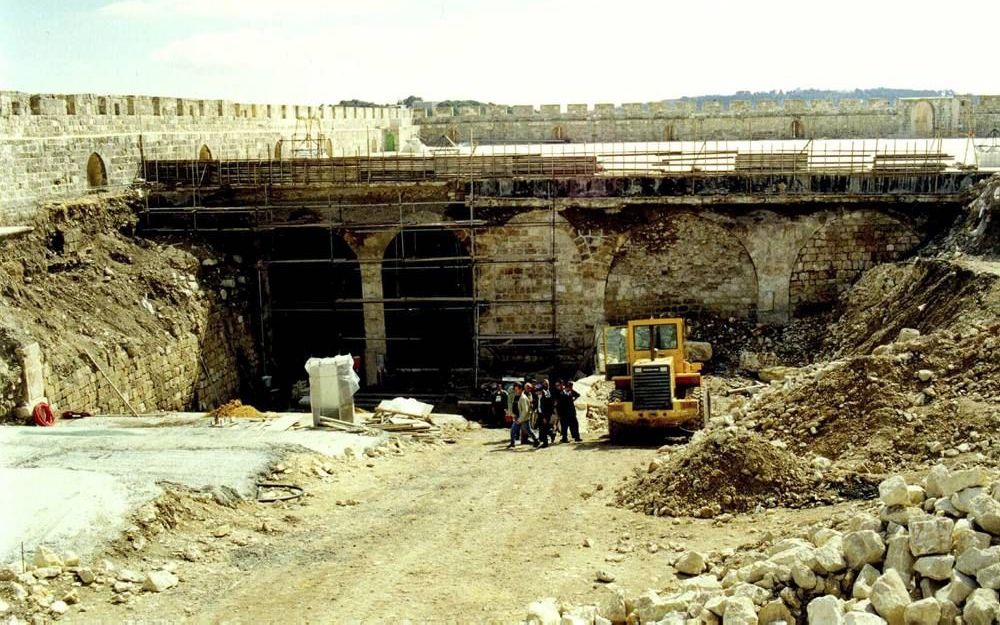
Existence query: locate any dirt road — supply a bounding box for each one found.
[73,428,865,624]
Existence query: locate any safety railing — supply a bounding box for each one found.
[140,137,983,189]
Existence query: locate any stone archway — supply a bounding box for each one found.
[788,210,921,314]
[604,213,758,323]
[86,153,108,188]
[198,144,212,160]
[913,101,935,137]
[791,119,805,139]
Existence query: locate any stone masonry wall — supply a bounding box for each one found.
[338,205,929,380]
[0,91,417,224]
[416,95,1000,144]
[604,213,758,323]
[43,301,257,415]
[789,211,922,313]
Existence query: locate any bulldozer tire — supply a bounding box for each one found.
[608,419,626,443]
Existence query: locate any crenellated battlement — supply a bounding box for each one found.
[0,91,412,122]
[0,91,417,224]
[414,96,975,118]
[412,94,1000,146]
[415,95,1000,119]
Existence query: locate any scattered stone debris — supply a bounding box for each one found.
[534,465,1000,625]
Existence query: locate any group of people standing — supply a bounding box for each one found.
[490,379,581,449]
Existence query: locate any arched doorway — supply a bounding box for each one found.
[382,229,473,380]
[552,126,565,141]
[198,144,212,160]
[664,124,676,141]
[913,101,934,137]
[267,228,364,392]
[324,138,334,157]
[274,141,283,160]
[791,119,805,139]
[86,153,108,188]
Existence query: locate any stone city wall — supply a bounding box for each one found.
[415,95,1000,144]
[0,91,417,224]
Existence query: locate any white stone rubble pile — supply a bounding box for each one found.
[0,545,181,622]
[528,464,1000,624]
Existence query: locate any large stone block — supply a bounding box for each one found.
[879,476,910,507]
[808,595,844,624]
[902,598,940,625]
[913,555,954,581]
[870,569,910,625]
[909,517,954,556]
[963,588,999,625]
[844,531,887,569]
[969,494,1000,535]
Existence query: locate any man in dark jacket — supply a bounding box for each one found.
[556,380,581,443]
[536,379,555,447]
[490,383,509,427]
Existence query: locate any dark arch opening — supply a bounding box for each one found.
[86,153,108,188]
[198,144,212,160]
[381,229,473,384]
[267,228,363,397]
[791,119,805,139]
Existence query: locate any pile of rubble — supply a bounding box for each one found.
[924,173,1000,258]
[207,399,265,419]
[741,322,1000,472]
[0,546,179,622]
[574,375,613,433]
[615,428,838,518]
[685,315,831,373]
[529,464,1000,625]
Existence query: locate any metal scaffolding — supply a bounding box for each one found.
[140,180,560,387]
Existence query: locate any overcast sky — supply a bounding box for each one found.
[0,0,996,106]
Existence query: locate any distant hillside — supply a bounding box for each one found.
[674,88,952,105]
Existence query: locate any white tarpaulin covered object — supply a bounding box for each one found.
[375,397,434,419]
[305,355,360,426]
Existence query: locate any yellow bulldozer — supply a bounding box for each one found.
[602,318,710,442]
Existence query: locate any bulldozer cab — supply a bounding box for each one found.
[602,318,707,440]
[603,319,686,378]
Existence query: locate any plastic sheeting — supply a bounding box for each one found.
[375,397,434,418]
[305,355,360,426]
